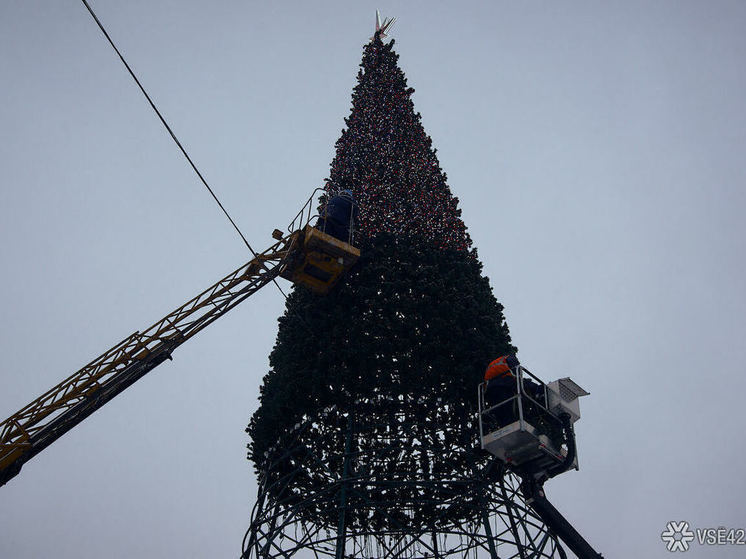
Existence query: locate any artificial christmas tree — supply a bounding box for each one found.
[244,30,565,559]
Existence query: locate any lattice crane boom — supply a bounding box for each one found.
[0,190,360,488]
[0,234,295,487]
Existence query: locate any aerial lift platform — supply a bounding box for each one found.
[478,366,602,558]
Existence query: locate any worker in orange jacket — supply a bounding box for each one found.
[483,354,520,427]
[484,354,520,382]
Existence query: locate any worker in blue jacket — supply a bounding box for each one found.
[317,189,359,243]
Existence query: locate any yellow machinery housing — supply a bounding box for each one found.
[281,225,360,295]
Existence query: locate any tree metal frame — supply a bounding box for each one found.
[243,402,566,559]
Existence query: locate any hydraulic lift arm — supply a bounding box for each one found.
[521,477,603,559]
[520,417,603,559]
[0,231,300,487]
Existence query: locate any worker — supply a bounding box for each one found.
[485,354,543,401]
[484,354,519,402]
[485,354,520,383]
[317,189,359,243]
[482,354,520,429]
[483,356,562,450]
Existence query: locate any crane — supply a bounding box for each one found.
[0,189,359,488]
[478,366,603,558]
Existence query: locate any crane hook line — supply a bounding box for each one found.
[79,0,259,260]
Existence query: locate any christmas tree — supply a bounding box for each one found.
[244,31,558,554]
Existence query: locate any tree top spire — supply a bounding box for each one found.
[371,10,395,41]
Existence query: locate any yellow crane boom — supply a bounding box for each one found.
[0,192,359,487]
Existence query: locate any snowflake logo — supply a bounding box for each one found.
[661,521,695,552]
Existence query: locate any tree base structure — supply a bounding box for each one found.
[243,404,567,559]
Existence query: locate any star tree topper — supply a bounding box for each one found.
[371,10,395,41]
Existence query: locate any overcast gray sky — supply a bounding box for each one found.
[1,2,745,558]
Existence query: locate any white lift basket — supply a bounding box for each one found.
[478,366,589,470]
